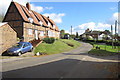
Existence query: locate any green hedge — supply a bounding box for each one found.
[43,37,55,44]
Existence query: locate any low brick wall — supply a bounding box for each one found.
[0,23,17,55]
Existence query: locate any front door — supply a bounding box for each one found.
[35,30,38,40]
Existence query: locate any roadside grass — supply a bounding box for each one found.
[60,39,81,48]
[89,49,119,56]
[88,43,120,56]
[34,39,81,55]
[93,44,119,53]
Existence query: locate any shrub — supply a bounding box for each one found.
[43,37,55,44]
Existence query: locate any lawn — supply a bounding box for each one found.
[93,44,120,53]
[88,43,120,56]
[34,39,81,55]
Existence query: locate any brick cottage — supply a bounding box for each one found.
[0,1,60,54]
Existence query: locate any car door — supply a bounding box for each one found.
[22,43,30,53]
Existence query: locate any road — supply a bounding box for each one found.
[1,42,120,78]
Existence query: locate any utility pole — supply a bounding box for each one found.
[71,26,72,35]
[115,20,117,48]
[111,25,114,49]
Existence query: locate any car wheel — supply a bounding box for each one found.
[17,52,22,56]
[30,48,33,52]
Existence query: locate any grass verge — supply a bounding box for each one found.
[89,49,119,56]
[34,39,81,55]
[88,43,120,56]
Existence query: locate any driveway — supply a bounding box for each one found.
[1,42,120,78]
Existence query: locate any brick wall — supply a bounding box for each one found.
[23,22,35,42]
[46,28,60,39]
[23,22,60,42]
[0,23,17,54]
[36,24,46,40]
[23,22,46,42]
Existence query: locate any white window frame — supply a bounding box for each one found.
[28,17,33,23]
[39,21,43,26]
[53,25,56,29]
[28,29,33,35]
[48,21,51,26]
[40,31,44,36]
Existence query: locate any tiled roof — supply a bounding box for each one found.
[11,1,59,30]
[47,17,59,31]
[32,11,48,26]
[40,15,54,29]
[48,18,55,25]
[55,25,59,31]
[14,2,29,22]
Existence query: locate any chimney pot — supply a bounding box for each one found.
[26,2,31,10]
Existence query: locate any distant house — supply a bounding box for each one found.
[2,1,60,42]
[81,28,111,40]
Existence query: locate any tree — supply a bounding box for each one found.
[104,30,110,35]
[76,32,79,38]
[70,34,76,39]
[60,29,65,39]
[0,12,5,22]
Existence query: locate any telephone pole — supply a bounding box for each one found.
[71,26,72,35]
[115,20,117,48]
[111,25,114,49]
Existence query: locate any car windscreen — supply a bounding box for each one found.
[13,43,23,48]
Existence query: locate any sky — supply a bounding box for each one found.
[0,0,120,35]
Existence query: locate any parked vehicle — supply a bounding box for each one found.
[7,42,33,56]
[74,38,80,41]
[64,34,70,39]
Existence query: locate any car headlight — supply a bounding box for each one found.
[14,50,19,53]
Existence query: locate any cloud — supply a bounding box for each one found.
[31,4,44,13]
[106,12,120,24]
[0,0,54,15]
[43,13,65,23]
[110,7,117,11]
[94,23,111,31]
[66,22,112,35]
[31,4,54,13]
[0,0,30,15]
[45,7,53,10]
[74,22,96,30]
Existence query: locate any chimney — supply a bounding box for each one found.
[26,2,31,10]
[47,16,49,18]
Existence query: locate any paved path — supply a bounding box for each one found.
[1,42,120,78]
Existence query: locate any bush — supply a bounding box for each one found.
[43,37,55,44]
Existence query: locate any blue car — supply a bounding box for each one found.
[7,42,33,56]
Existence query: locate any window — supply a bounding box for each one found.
[28,29,33,35]
[28,17,33,23]
[48,30,51,36]
[39,21,43,26]
[53,25,56,28]
[48,30,52,37]
[23,43,29,48]
[48,21,51,26]
[40,31,44,36]
[53,32,55,37]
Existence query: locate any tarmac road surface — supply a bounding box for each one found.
[2,42,120,78]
